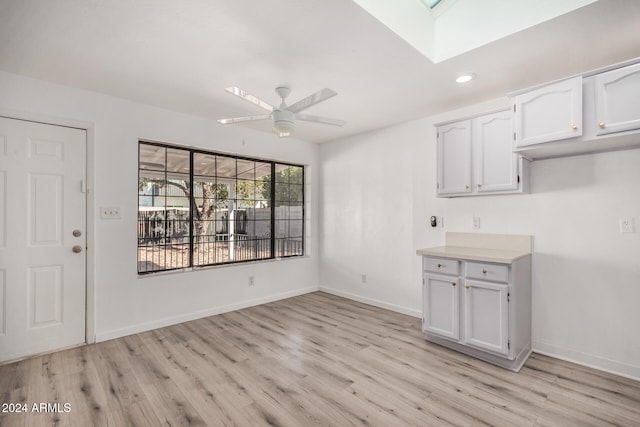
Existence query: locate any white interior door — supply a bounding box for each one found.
[0,117,86,363]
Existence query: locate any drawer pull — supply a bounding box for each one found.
[482,269,487,274]
[437,263,443,268]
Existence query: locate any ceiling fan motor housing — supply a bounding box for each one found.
[272,109,295,134]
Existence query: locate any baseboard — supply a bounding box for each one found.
[319,286,422,318]
[533,340,640,382]
[96,286,317,342]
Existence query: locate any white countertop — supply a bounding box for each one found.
[416,246,530,264]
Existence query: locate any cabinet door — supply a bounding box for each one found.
[474,110,519,193]
[464,280,509,355]
[437,120,471,196]
[513,76,582,147]
[423,274,460,340]
[594,62,640,135]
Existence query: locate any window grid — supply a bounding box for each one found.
[138,142,304,274]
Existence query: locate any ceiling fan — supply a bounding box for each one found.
[217,86,346,138]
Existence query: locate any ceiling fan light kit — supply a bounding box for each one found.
[218,85,346,138]
[272,109,295,137]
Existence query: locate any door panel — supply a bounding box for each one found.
[0,117,86,363]
[464,280,509,355]
[423,274,460,340]
[30,173,63,245]
[437,121,472,195]
[29,265,63,327]
[514,76,582,146]
[595,62,640,135]
[475,110,519,193]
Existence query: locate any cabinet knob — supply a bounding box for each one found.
[482,269,487,274]
[452,282,456,287]
[571,125,578,131]
[477,184,482,188]
[465,284,470,289]
[465,185,470,190]
[598,122,605,129]
[437,263,442,268]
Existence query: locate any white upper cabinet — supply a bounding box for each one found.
[510,59,640,160]
[594,62,640,136]
[436,110,527,197]
[475,110,519,193]
[437,120,472,196]
[513,76,583,147]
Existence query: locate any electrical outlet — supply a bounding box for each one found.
[100,206,121,219]
[361,274,367,284]
[248,276,255,286]
[619,217,635,233]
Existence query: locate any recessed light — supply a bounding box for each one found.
[456,73,476,84]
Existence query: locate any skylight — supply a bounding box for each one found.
[421,0,442,8]
[353,0,598,63]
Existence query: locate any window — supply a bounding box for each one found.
[138,142,304,274]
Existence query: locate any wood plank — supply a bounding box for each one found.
[0,291,638,427]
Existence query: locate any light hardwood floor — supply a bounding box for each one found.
[1,291,639,426]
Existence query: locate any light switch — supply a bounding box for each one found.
[100,206,121,219]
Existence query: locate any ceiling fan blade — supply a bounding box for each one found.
[287,88,338,113]
[217,114,271,124]
[224,87,275,112]
[296,113,346,127]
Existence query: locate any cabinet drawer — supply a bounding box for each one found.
[424,257,459,275]
[466,262,509,282]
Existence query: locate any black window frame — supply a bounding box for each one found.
[137,141,305,275]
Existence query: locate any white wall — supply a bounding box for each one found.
[0,71,320,342]
[319,98,640,380]
[3,69,639,380]
[319,123,420,316]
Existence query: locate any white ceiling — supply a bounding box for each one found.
[1,0,639,143]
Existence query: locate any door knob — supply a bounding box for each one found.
[72,245,83,253]
[73,229,82,237]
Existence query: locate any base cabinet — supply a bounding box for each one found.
[423,274,460,341]
[422,255,531,371]
[464,279,509,355]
